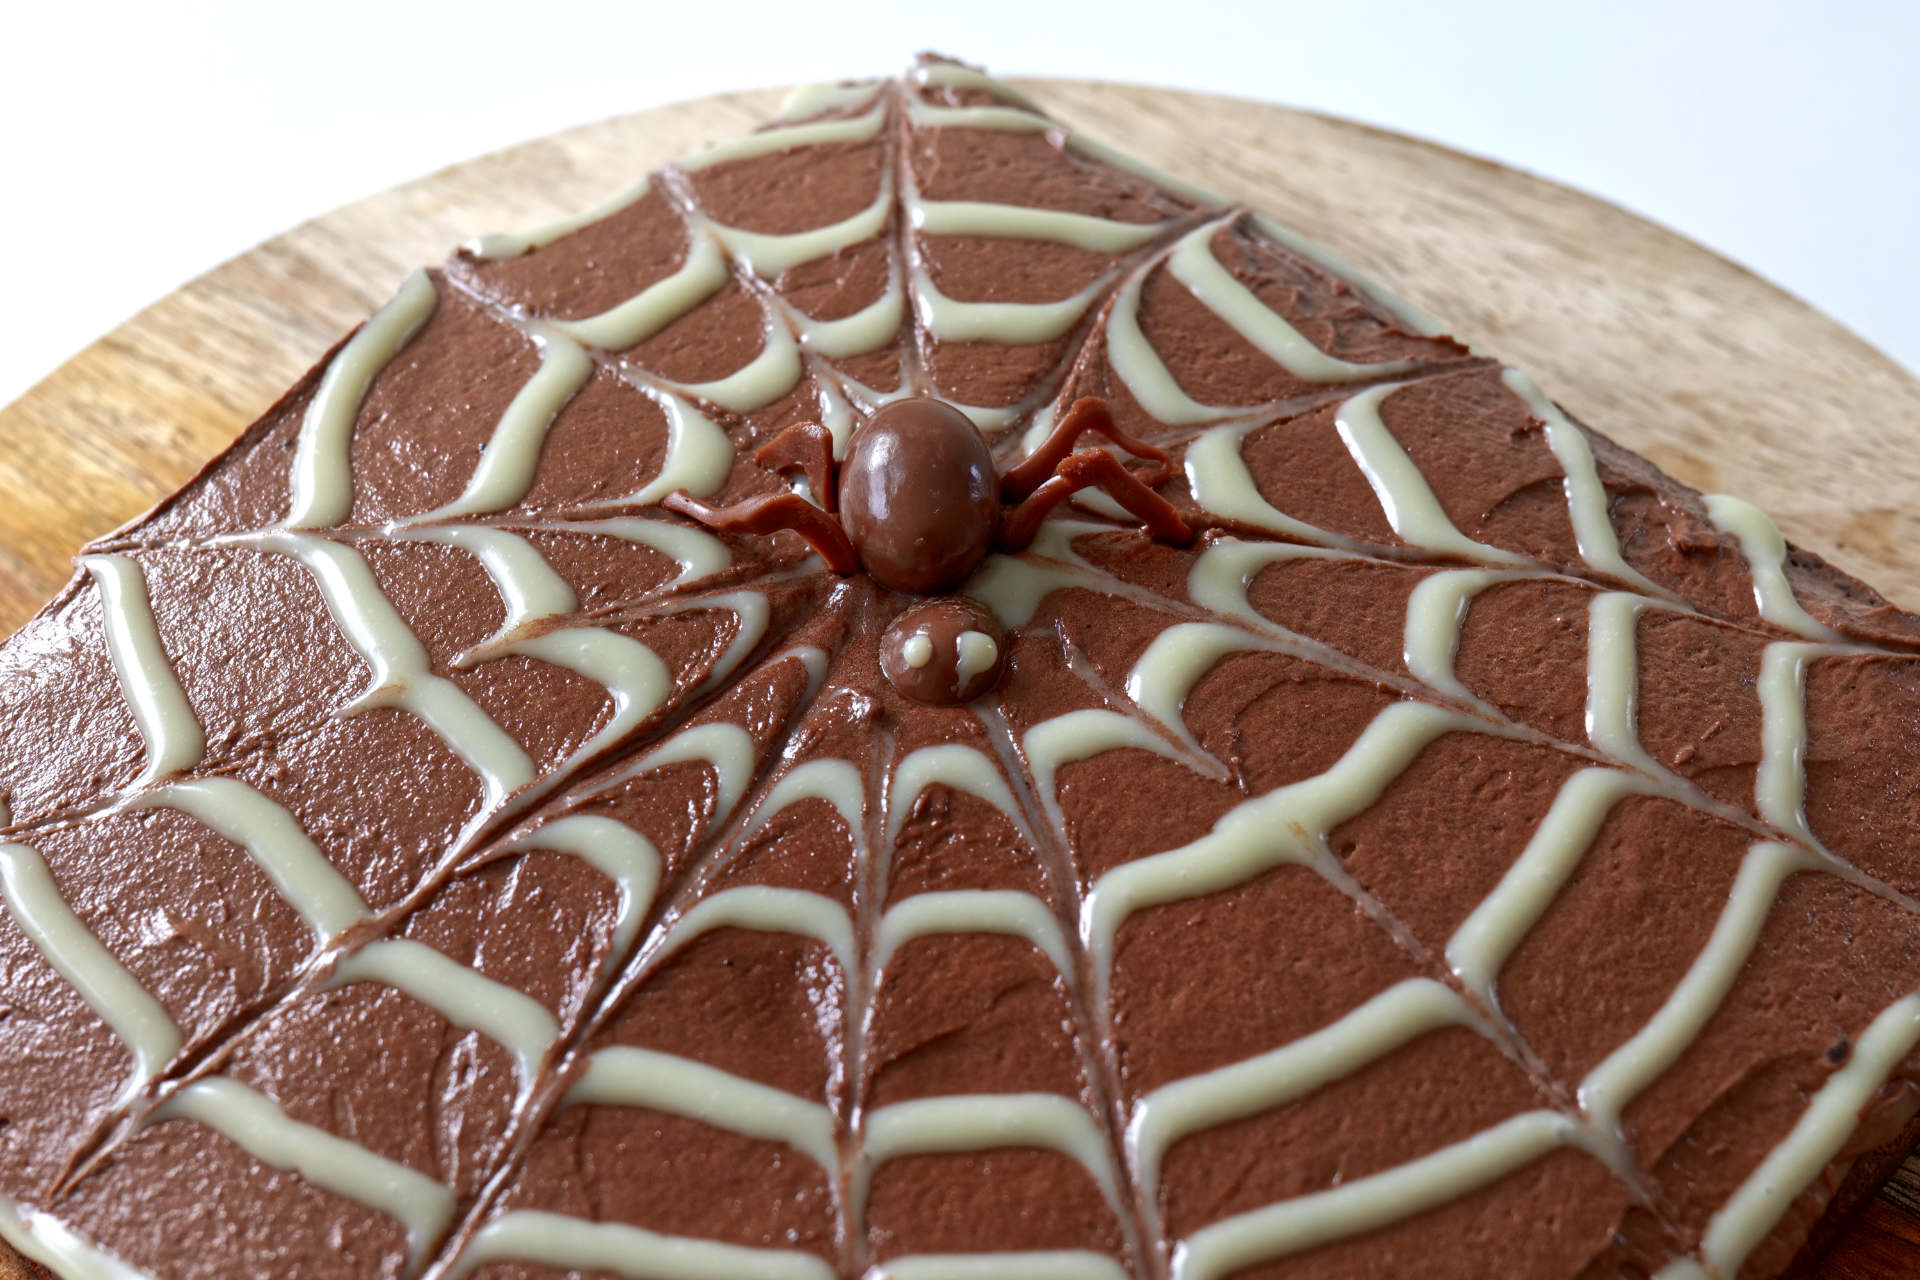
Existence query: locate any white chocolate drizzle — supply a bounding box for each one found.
[911,266,1108,345]
[509,814,661,956]
[1184,538,1349,624]
[81,555,205,784]
[546,517,731,586]
[1106,220,1433,432]
[659,589,771,699]
[715,177,893,279]
[966,521,1114,627]
[1400,569,1513,705]
[862,1092,1122,1210]
[1499,369,1666,595]
[619,391,735,506]
[1103,269,1223,428]
[1168,222,1423,385]
[1754,641,1833,844]
[913,198,1171,254]
[627,721,760,834]
[155,1078,455,1265]
[253,534,535,809]
[949,400,1024,435]
[905,97,1054,134]
[867,1253,1129,1280]
[1023,709,1188,817]
[1182,424,1342,544]
[1081,701,1466,988]
[811,381,859,458]
[464,181,651,261]
[874,890,1072,978]
[395,526,577,661]
[1703,493,1841,640]
[1129,978,1476,1199]
[678,102,888,173]
[132,778,368,944]
[1172,1110,1589,1280]
[328,938,559,1092]
[661,886,855,978]
[421,328,594,519]
[1446,767,1661,998]
[746,758,868,843]
[910,63,1219,207]
[909,62,1049,113]
[912,58,1451,343]
[793,271,904,359]
[1577,841,1814,1133]
[450,1209,835,1280]
[776,79,884,122]
[674,313,802,414]
[0,840,181,1097]
[565,1045,836,1169]
[1653,994,1920,1280]
[1333,383,1527,565]
[0,1196,148,1280]
[1247,214,1443,338]
[553,234,728,352]
[287,269,437,528]
[1055,129,1225,210]
[912,58,1442,353]
[1125,622,1277,755]
[886,745,1024,846]
[1583,590,1647,769]
[510,626,672,758]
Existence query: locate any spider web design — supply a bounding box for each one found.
[1,55,1919,1280]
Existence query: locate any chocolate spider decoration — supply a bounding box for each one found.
[664,396,1192,705]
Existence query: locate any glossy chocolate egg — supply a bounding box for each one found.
[838,398,998,595]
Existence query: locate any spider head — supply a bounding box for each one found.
[879,596,1009,706]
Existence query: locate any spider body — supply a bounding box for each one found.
[665,394,1191,596]
[662,394,1190,704]
[838,399,1000,594]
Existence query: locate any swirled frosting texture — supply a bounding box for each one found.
[1,54,1919,1280]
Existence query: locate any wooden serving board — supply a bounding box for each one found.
[1,79,1917,1275]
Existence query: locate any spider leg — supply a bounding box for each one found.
[997,449,1193,552]
[662,490,859,576]
[752,421,840,512]
[1000,396,1178,501]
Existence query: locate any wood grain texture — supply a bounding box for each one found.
[0,78,1915,1275]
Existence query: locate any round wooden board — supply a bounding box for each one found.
[1,79,1916,1274]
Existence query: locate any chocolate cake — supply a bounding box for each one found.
[3,55,1919,1280]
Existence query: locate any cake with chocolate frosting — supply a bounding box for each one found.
[3,54,1919,1280]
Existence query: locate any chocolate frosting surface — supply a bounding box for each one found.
[0,53,1917,1280]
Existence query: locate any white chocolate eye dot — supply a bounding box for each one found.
[954,630,998,684]
[902,633,934,668]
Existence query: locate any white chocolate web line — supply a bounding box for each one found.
[0,60,1915,1280]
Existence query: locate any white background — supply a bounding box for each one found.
[1,0,1915,408]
